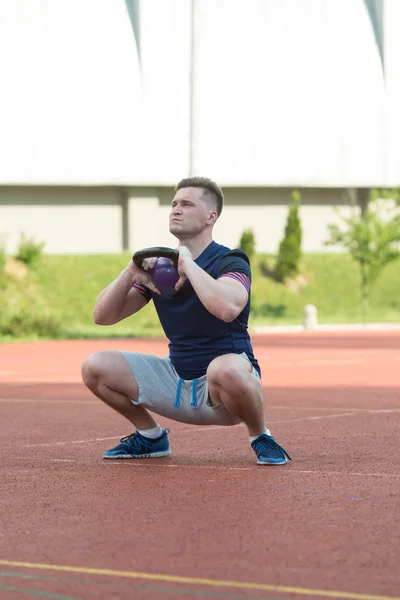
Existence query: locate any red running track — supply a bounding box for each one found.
[0,332,399,600]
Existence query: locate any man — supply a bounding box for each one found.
[82,176,291,465]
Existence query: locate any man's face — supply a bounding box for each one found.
[169,187,216,239]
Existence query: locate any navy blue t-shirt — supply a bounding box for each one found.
[136,241,260,380]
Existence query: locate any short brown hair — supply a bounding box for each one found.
[175,176,224,216]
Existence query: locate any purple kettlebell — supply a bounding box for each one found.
[151,257,179,295]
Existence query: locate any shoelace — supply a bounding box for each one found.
[253,435,292,461]
[119,429,170,453]
[119,432,152,453]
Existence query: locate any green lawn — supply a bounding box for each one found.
[1,252,400,341]
[250,253,400,326]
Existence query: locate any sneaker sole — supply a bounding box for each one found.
[257,457,287,465]
[103,449,172,459]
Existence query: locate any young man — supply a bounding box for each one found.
[81,177,291,465]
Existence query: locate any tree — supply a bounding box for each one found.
[325,193,400,307]
[239,229,256,259]
[275,190,302,282]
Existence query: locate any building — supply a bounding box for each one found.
[0,0,399,254]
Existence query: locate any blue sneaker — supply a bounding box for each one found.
[103,429,171,459]
[251,433,292,465]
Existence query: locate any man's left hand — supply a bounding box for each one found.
[175,246,193,291]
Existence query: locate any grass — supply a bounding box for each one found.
[250,253,400,326]
[30,253,161,338]
[1,251,400,342]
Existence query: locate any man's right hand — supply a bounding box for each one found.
[126,259,161,295]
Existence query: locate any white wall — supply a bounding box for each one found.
[384,0,400,186]
[138,0,191,182]
[0,0,143,184]
[192,0,386,186]
[210,189,353,253]
[0,186,352,254]
[0,188,122,254]
[130,187,352,254]
[128,194,177,251]
[0,0,397,187]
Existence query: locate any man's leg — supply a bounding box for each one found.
[207,354,291,465]
[81,350,157,429]
[81,350,170,458]
[207,353,265,435]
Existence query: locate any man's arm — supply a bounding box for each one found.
[93,260,160,326]
[176,249,249,322]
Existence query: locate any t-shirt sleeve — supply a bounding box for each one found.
[214,256,252,293]
[132,282,152,302]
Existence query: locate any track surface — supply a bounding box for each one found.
[1,332,399,600]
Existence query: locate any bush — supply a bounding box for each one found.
[275,191,302,282]
[0,282,62,338]
[0,236,6,289]
[15,232,45,267]
[239,229,256,259]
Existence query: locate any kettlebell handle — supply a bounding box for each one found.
[132,246,179,269]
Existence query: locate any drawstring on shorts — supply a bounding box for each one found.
[173,377,198,408]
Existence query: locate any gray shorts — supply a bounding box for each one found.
[119,351,260,426]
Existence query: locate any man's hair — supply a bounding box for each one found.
[175,176,224,217]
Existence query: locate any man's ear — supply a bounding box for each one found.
[208,211,218,225]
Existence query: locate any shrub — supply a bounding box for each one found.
[15,232,45,267]
[239,229,256,259]
[0,283,62,338]
[0,236,6,289]
[275,191,302,282]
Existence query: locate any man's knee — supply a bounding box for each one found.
[207,354,251,391]
[81,350,139,399]
[81,351,105,388]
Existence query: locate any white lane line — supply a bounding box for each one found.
[10,456,398,477]
[268,408,400,425]
[268,411,359,424]
[106,463,250,470]
[104,464,400,478]
[12,456,399,477]
[1,398,395,413]
[178,416,341,435]
[22,408,399,448]
[294,470,400,478]
[8,457,251,470]
[91,464,400,476]
[23,436,120,448]
[180,408,400,434]
[179,424,243,433]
